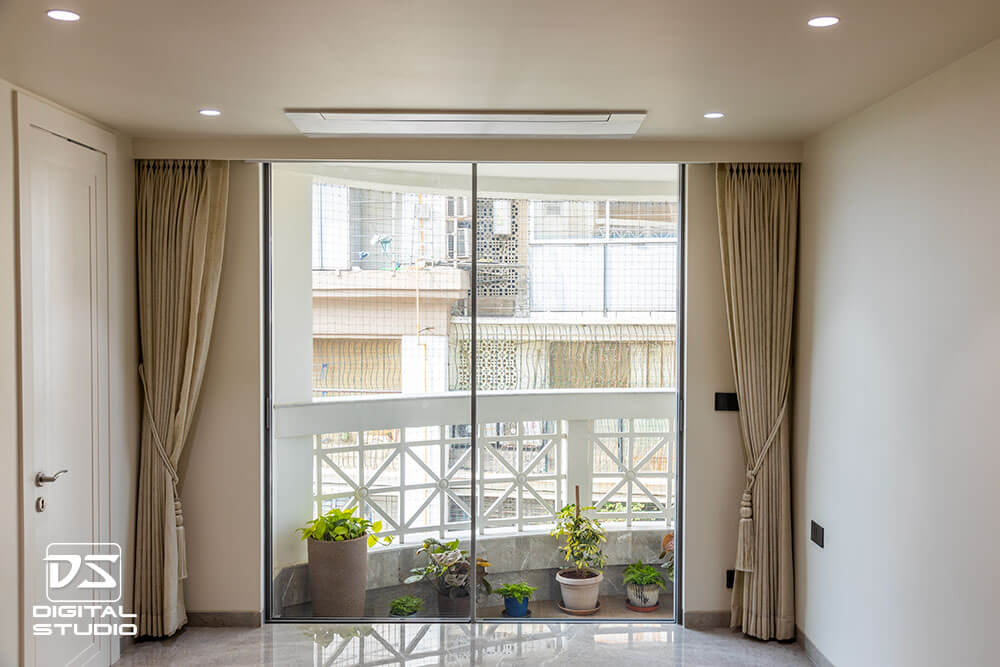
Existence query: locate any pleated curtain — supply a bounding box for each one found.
[716,163,798,640]
[134,160,229,637]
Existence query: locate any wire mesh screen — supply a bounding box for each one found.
[312,338,401,398]
[272,163,681,621]
[476,164,679,533]
[307,176,679,396]
[450,323,676,391]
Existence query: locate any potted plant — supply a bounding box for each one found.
[550,490,607,614]
[659,531,675,582]
[298,507,391,617]
[494,582,537,618]
[388,595,424,618]
[623,561,667,611]
[404,538,491,616]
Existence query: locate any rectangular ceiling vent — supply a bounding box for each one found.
[285,110,646,138]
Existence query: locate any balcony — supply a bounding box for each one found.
[271,388,676,618]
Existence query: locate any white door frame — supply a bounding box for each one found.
[15,92,118,667]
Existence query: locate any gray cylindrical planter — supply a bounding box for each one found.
[307,536,366,617]
[625,582,661,609]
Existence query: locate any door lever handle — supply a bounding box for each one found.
[35,469,68,486]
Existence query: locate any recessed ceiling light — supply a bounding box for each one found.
[46,9,80,21]
[807,16,840,27]
[199,109,222,117]
[704,112,725,119]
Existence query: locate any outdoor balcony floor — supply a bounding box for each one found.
[478,595,674,620]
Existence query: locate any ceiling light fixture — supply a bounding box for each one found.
[46,9,80,21]
[807,16,840,27]
[199,108,222,117]
[704,112,725,119]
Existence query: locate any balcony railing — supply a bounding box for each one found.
[273,389,676,545]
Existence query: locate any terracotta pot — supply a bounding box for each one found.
[555,568,603,611]
[307,536,367,617]
[626,582,661,609]
[436,592,470,617]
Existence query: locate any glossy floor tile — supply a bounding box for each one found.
[118,622,811,666]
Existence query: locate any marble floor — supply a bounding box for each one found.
[117,622,812,666]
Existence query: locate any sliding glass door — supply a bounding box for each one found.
[267,162,680,622]
[269,163,475,620]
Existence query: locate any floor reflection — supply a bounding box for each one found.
[118,622,810,666]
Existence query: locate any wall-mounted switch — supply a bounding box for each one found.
[810,521,825,548]
[714,392,739,411]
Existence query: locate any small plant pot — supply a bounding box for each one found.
[555,568,603,612]
[390,611,417,618]
[625,582,661,610]
[437,592,470,617]
[502,596,530,618]
[307,536,367,617]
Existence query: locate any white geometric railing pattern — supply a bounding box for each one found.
[304,622,677,666]
[274,389,676,544]
[478,420,566,533]
[591,417,677,527]
[312,426,474,541]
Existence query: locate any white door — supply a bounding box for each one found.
[19,122,111,666]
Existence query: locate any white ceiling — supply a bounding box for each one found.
[1,0,998,141]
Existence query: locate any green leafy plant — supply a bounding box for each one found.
[659,532,675,582]
[403,538,492,598]
[550,503,607,575]
[623,561,667,589]
[297,507,392,548]
[388,595,424,617]
[494,582,537,603]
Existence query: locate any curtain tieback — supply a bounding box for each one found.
[138,364,188,580]
[735,396,788,573]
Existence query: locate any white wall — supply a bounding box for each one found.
[0,79,22,667]
[107,127,140,665]
[795,38,1000,667]
[0,80,137,666]
[180,162,263,615]
[682,164,745,619]
[269,166,313,571]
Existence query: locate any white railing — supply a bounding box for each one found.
[273,389,676,544]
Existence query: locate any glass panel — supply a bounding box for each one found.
[474,163,679,621]
[269,161,680,623]
[270,163,473,620]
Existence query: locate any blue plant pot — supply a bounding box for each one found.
[503,596,530,617]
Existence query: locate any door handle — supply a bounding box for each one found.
[35,469,68,486]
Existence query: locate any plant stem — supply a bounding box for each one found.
[575,485,581,575]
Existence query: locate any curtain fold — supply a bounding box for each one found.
[133,159,229,637]
[716,162,798,640]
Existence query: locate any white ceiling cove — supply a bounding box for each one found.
[0,0,998,141]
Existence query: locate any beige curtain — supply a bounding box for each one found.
[133,160,229,637]
[716,163,798,640]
